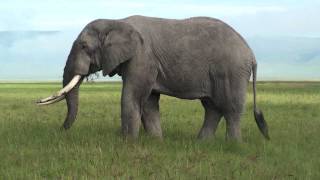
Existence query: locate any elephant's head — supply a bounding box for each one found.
[37,19,143,129]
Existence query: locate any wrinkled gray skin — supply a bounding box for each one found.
[61,15,269,141]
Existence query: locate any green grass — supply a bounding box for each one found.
[0,82,319,179]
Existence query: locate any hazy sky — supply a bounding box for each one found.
[0,0,319,81]
[1,0,319,36]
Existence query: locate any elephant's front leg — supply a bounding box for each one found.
[141,93,162,138]
[121,90,143,139]
[120,58,157,138]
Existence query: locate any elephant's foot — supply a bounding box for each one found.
[225,133,242,142]
[142,116,162,138]
[121,118,141,139]
[197,127,214,140]
[144,124,163,139]
[121,129,139,140]
[225,121,242,142]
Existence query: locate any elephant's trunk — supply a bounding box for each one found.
[62,72,83,129]
[36,71,83,129]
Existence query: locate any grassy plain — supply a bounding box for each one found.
[0,82,319,179]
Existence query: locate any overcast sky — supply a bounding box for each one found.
[1,0,319,37]
[0,0,319,81]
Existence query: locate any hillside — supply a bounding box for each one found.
[0,31,319,81]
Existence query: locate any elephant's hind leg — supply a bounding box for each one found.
[197,99,222,139]
[141,93,162,138]
[224,112,242,141]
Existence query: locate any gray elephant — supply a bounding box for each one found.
[37,15,269,141]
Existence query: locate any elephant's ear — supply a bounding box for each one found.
[101,22,143,76]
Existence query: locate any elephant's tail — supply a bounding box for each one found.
[252,62,270,140]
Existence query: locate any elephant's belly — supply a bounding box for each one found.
[152,80,211,100]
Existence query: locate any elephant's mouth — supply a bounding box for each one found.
[36,75,82,105]
[88,63,100,74]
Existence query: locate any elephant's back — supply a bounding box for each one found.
[124,15,253,63]
[124,15,254,77]
[124,15,246,42]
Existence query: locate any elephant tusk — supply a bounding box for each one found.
[37,95,58,103]
[57,75,82,96]
[36,75,81,106]
[36,94,65,105]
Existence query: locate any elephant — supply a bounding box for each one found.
[37,15,269,141]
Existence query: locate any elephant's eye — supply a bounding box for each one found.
[81,44,87,49]
[105,42,112,48]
